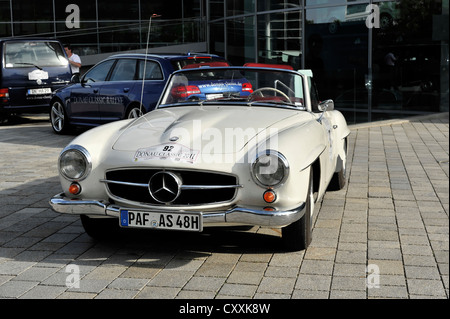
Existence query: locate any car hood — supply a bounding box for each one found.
[112,105,304,154]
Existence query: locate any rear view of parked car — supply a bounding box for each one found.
[0,38,72,121]
[49,53,228,134]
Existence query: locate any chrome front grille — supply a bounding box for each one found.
[102,169,241,205]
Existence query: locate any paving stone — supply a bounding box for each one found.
[292,289,329,299]
[330,290,366,299]
[147,270,193,288]
[367,285,408,299]
[19,284,67,299]
[257,277,295,295]
[135,286,180,299]
[183,276,225,292]
[218,283,257,297]
[13,266,59,282]
[0,280,38,298]
[227,270,264,285]
[407,279,447,297]
[95,288,138,299]
[108,277,149,290]
[295,274,331,291]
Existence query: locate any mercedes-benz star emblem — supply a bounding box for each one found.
[148,171,181,203]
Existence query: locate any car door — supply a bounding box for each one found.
[97,58,137,123]
[308,76,337,181]
[135,59,166,112]
[69,59,115,125]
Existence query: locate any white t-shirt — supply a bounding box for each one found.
[69,53,81,73]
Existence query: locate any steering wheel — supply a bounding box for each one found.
[248,87,292,103]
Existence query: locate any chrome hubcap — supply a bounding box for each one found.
[51,102,64,132]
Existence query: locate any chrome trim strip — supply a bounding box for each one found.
[100,179,148,187]
[180,184,243,190]
[100,179,243,190]
[50,193,304,227]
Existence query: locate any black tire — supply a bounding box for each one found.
[282,168,314,251]
[80,215,120,240]
[50,99,71,134]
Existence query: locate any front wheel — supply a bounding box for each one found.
[80,215,120,240]
[50,100,71,134]
[282,168,314,251]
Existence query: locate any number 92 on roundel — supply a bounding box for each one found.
[120,210,203,232]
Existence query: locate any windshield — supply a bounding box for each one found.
[4,41,68,68]
[159,67,306,109]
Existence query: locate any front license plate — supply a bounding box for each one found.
[27,88,52,95]
[119,210,202,232]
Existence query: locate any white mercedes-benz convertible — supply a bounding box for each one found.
[50,65,350,251]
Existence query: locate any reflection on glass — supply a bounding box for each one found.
[258,0,300,12]
[305,4,368,124]
[210,0,225,20]
[227,16,255,65]
[372,0,445,115]
[306,0,347,6]
[257,11,302,69]
[209,21,225,58]
[227,0,255,16]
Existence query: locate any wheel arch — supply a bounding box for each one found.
[311,158,321,197]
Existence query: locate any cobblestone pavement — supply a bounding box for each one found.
[0,113,448,299]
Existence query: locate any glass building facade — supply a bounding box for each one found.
[0,0,206,56]
[209,0,449,123]
[1,0,448,124]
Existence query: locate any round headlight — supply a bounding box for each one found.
[251,150,289,188]
[59,145,91,181]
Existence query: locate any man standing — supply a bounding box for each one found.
[64,44,82,82]
[384,51,398,90]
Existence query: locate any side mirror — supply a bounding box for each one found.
[70,74,81,84]
[318,99,334,112]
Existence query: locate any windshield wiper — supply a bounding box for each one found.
[247,100,300,109]
[15,62,43,70]
[212,97,249,102]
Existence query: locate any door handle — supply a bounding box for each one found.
[93,89,99,93]
[123,88,130,93]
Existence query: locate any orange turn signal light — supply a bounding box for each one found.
[69,183,81,195]
[263,190,276,203]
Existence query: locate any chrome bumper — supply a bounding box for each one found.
[49,193,305,227]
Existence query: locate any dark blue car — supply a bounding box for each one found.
[49,53,228,134]
[0,38,72,122]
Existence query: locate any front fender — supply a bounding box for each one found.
[330,110,350,174]
[58,118,134,198]
[266,119,327,172]
[244,119,328,208]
